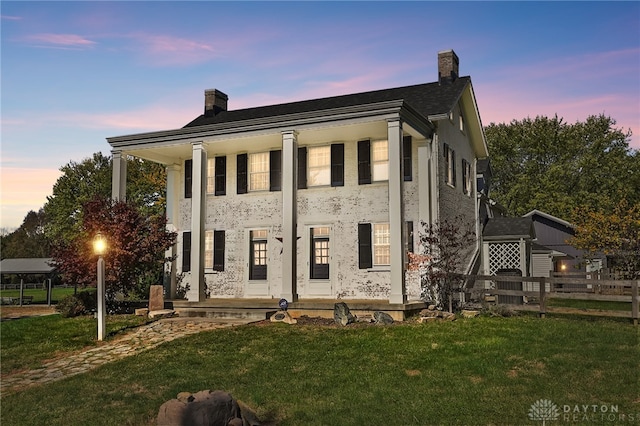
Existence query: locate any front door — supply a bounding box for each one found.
[307,226,331,296]
[247,229,269,296]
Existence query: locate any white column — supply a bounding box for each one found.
[190,143,207,301]
[111,150,127,201]
[430,134,440,224]
[388,120,406,304]
[281,130,298,302]
[418,139,432,234]
[165,164,180,299]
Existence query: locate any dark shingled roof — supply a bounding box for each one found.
[184,77,471,128]
[483,217,535,239]
[0,258,55,275]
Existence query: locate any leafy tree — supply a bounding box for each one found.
[0,209,50,259]
[409,217,476,312]
[43,152,166,246]
[51,197,177,299]
[485,114,638,218]
[570,199,640,279]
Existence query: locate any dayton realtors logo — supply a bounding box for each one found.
[528,399,560,425]
[529,399,639,423]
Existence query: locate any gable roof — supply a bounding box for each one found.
[185,78,472,128]
[483,217,536,240]
[0,258,55,275]
[523,209,575,230]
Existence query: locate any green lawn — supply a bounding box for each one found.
[1,314,638,425]
[0,287,76,304]
[0,314,150,374]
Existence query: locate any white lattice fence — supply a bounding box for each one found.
[488,242,520,275]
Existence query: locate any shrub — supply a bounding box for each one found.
[56,290,97,318]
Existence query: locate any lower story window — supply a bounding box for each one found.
[373,223,390,266]
[249,229,268,280]
[310,227,330,279]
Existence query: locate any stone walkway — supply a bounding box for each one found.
[1,317,253,395]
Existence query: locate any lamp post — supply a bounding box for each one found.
[93,233,107,341]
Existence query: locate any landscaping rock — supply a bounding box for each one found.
[157,389,262,426]
[333,302,356,326]
[419,309,456,323]
[148,309,175,319]
[373,311,394,325]
[270,310,297,324]
[134,308,149,317]
[461,310,480,318]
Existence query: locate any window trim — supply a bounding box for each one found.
[206,158,215,195]
[372,223,391,266]
[307,145,331,187]
[462,159,473,196]
[310,226,330,280]
[248,152,270,192]
[444,143,456,187]
[249,229,268,280]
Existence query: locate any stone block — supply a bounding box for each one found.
[149,285,164,311]
[134,308,149,317]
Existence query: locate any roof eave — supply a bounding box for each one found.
[107,99,410,149]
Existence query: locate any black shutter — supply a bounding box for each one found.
[214,156,226,196]
[462,160,468,194]
[237,153,248,194]
[407,221,414,253]
[213,230,225,271]
[358,223,372,269]
[182,231,191,272]
[270,150,282,191]
[330,143,344,187]
[403,136,412,181]
[184,159,193,199]
[358,140,371,185]
[297,146,307,189]
[452,149,457,187]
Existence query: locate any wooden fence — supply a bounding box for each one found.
[463,274,639,325]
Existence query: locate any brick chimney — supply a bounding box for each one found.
[204,89,228,117]
[438,50,459,84]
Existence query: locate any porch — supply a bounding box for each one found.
[170,298,428,322]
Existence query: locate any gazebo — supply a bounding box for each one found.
[0,258,56,306]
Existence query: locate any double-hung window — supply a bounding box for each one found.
[444,143,456,187]
[249,230,268,280]
[358,140,389,184]
[206,158,215,195]
[237,151,281,193]
[249,152,269,191]
[358,222,390,268]
[462,159,472,196]
[298,144,344,188]
[373,223,390,266]
[308,146,331,186]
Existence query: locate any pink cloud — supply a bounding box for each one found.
[0,167,62,229]
[25,33,96,49]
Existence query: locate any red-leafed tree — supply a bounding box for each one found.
[51,197,177,299]
[409,217,476,312]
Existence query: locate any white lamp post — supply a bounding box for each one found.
[93,233,107,341]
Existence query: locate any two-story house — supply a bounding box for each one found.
[107,50,489,318]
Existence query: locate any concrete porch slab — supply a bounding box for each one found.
[170,298,427,322]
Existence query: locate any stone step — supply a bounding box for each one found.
[174,307,277,321]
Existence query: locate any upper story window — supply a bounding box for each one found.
[308,146,331,186]
[358,139,388,184]
[298,144,344,189]
[206,158,215,194]
[444,143,456,187]
[372,140,389,181]
[459,112,465,133]
[462,159,473,196]
[237,151,281,194]
[249,152,269,191]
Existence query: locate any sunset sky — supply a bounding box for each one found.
[2,1,639,230]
